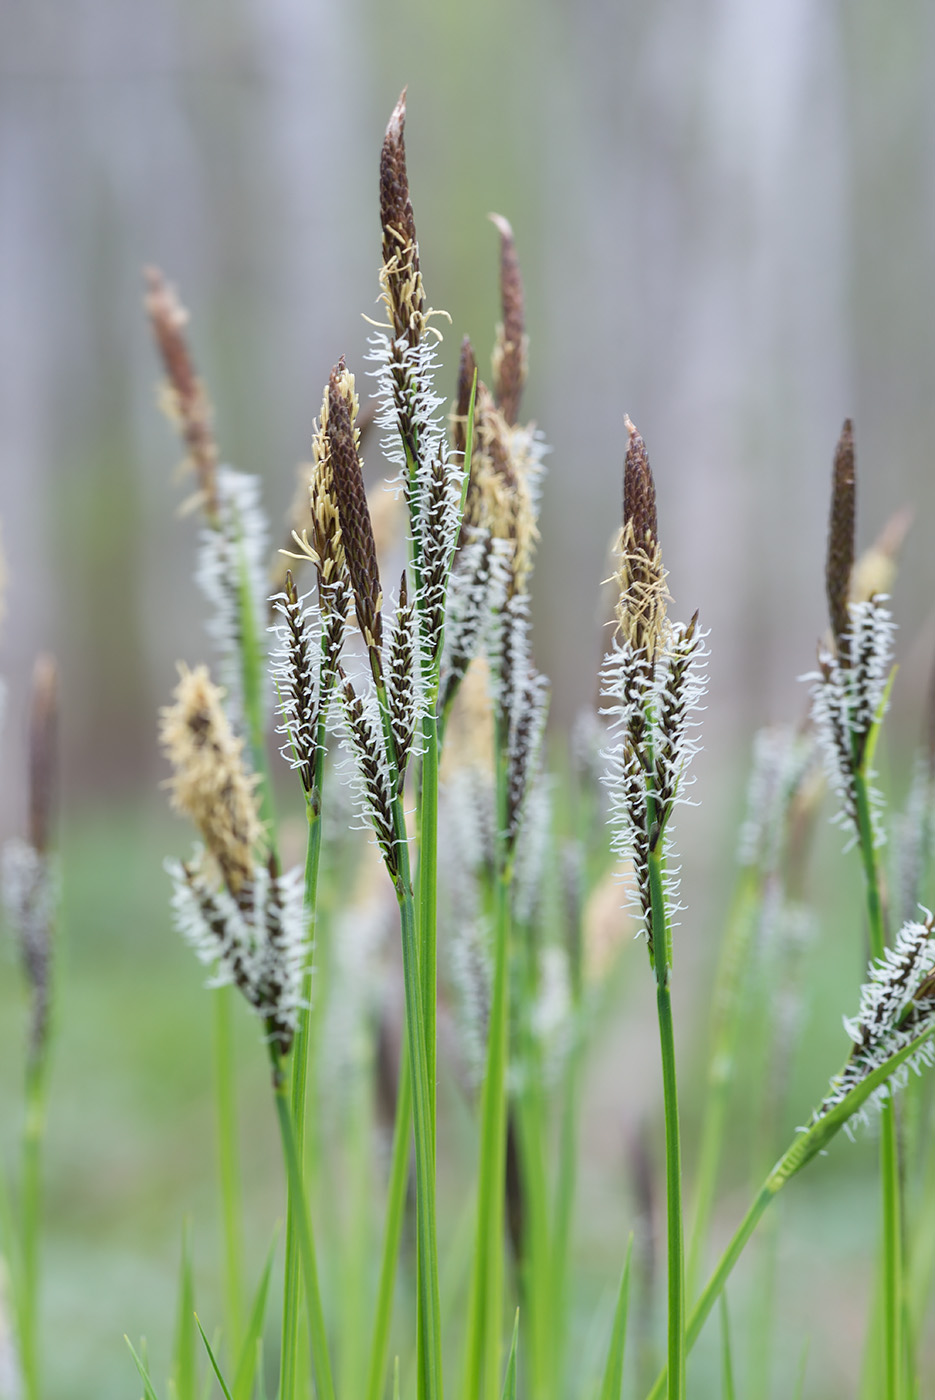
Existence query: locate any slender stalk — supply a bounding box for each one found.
[686,870,759,1299]
[19,1057,47,1400]
[645,1029,935,1400]
[366,1046,412,1400]
[648,836,685,1400]
[213,986,244,1354]
[420,705,440,1161]
[393,818,444,1400]
[270,1056,336,1400]
[280,754,326,1400]
[463,729,512,1400]
[855,767,902,1400]
[549,1015,584,1400]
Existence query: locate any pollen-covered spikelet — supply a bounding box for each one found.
[160,664,264,898]
[600,418,707,961]
[614,417,669,664]
[144,266,219,520]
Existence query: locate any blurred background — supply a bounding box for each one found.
[2,0,935,1395]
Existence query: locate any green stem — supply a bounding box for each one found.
[420,705,440,1162]
[686,870,759,1299]
[270,1056,336,1400]
[464,731,512,1400]
[549,1016,584,1400]
[213,986,244,1354]
[280,767,325,1400]
[19,1057,46,1400]
[392,817,444,1400]
[855,768,902,1400]
[648,840,684,1400]
[366,1045,412,1400]
[644,1026,935,1400]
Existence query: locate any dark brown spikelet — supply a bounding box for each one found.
[623,417,658,550]
[380,90,424,346]
[327,363,383,651]
[616,418,667,662]
[490,214,527,426]
[29,655,58,857]
[826,418,856,660]
[144,266,219,520]
[453,336,478,464]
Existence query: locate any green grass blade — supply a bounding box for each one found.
[125,1337,162,1400]
[233,1233,278,1400]
[366,1045,412,1400]
[196,1316,234,1400]
[599,1236,633,1400]
[172,1221,197,1400]
[718,1294,736,1400]
[499,1311,519,1400]
[213,987,244,1352]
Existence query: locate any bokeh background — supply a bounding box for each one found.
[2,1,935,1396]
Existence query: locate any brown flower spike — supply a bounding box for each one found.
[616,417,668,663]
[826,418,856,660]
[379,90,425,347]
[327,362,383,652]
[489,214,528,427]
[144,267,219,520]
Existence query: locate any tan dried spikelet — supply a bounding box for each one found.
[160,664,263,898]
[615,417,668,662]
[144,267,219,520]
[489,214,528,427]
[472,381,538,595]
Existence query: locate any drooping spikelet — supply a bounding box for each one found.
[168,851,307,1056]
[160,664,264,899]
[489,214,528,427]
[816,912,935,1132]
[144,266,219,520]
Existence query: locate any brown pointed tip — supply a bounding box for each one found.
[387,88,408,137]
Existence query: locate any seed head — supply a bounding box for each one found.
[144,267,219,520]
[615,417,668,662]
[326,362,383,651]
[160,664,263,900]
[379,90,425,346]
[489,214,528,427]
[826,418,856,660]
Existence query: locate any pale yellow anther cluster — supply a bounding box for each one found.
[614,520,670,664]
[289,376,352,589]
[469,384,539,596]
[380,227,427,343]
[160,664,263,896]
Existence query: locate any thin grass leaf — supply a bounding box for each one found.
[598,1235,633,1400]
[718,1294,736,1400]
[500,1310,520,1400]
[195,1316,234,1400]
[393,1356,400,1400]
[232,1233,278,1400]
[125,1337,162,1400]
[172,1221,197,1400]
[255,1341,267,1400]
